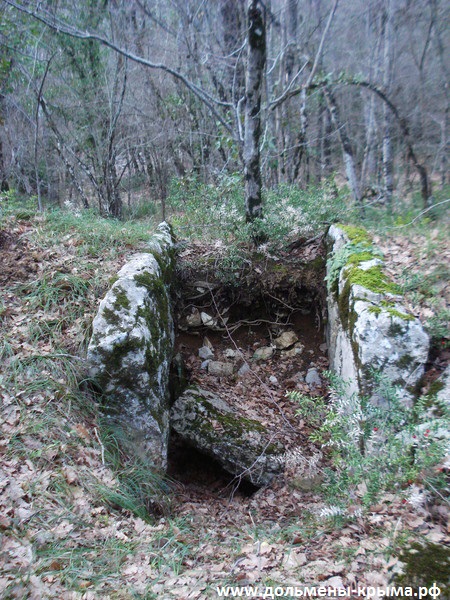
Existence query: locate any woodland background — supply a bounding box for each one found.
[0,0,448,219]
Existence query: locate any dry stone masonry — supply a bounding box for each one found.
[87,222,175,470]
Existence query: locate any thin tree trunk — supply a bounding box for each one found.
[360,9,383,190]
[382,1,394,208]
[244,0,266,222]
[323,85,362,212]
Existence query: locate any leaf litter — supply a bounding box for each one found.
[0,217,448,599]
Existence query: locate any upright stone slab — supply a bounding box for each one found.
[87,222,175,470]
[326,224,429,403]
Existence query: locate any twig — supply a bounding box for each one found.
[264,291,297,313]
[424,479,450,506]
[386,198,450,229]
[94,427,105,465]
[209,290,297,433]
[392,517,402,541]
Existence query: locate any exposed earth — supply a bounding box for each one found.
[1,218,449,598]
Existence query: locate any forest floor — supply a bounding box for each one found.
[0,203,449,599]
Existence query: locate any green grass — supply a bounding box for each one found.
[1,184,448,596]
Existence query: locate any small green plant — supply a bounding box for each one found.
[291,391,327,428]
[288,371,449,510]
[325,240,382,292]
[94,420,172,522]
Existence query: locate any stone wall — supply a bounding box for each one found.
[87,222,175,470]
[326,224,429,403]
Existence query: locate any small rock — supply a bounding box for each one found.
[203,337,214,350]
[274,331,299,349]
[208,361,234,377]
[269,375,278,385]
[198,346,214,360]
[223,348,236,359]
[201,312,216,327]
[253,346,274,361]
[200,360,210,370]
[305,368,321,388]
[186,308,201,328]
[238,363,251,377]
[319,343,328,353]
[283,342,305,358]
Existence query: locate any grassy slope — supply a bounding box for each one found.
[0,189,449,598]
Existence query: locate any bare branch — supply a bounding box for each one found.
[3,0,235,135]
[269,0,339,111]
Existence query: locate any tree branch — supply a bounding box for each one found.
[3,0,235,135]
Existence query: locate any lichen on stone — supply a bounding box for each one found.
[87,223,176,471]
[171,386,285,485]
[326,224,429,404]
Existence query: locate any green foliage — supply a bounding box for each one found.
[168,174,349,246]
[95,420,172,522]
[289,371,449,510]
[291,391,327,428]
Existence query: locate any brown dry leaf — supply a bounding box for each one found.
[62,466,78,485]
[283,550,307,568]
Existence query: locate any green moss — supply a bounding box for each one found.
[394,542,450,596]
[427,379,444,396]
[346,251,374,265]
[368,301,415,323]
[112,288,131,311]
[99,335,146,377]
[108,275,119,286]
[339,224,372,246]
[396,354,414,369]
[378,300,415,322]
[102,307,121,327]
[345,264,399,295]
[388,322,405,337]
[185,390,282,457]
[337,279,351,330]
[386,307,414,321]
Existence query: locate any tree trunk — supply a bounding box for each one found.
[244,0,266,222]
[381,1,394,208]
[323,85,362,212]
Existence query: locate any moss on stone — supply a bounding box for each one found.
[426,379,444,397]
[394,542,450,596]
[183,390,281,457]
[102,306,122,327]
[388,322,405,337]
[112,287,131,311]
[99,334,145,377]
[346,251,374,266]
[386,307,415,321]
[396,353,414,369]
[345,264,400,295]
[339,224,373,246]
[379,300,415,322]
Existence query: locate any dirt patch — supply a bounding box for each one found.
[168,241,330,503]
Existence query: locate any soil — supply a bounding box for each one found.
[1,222,449,597]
